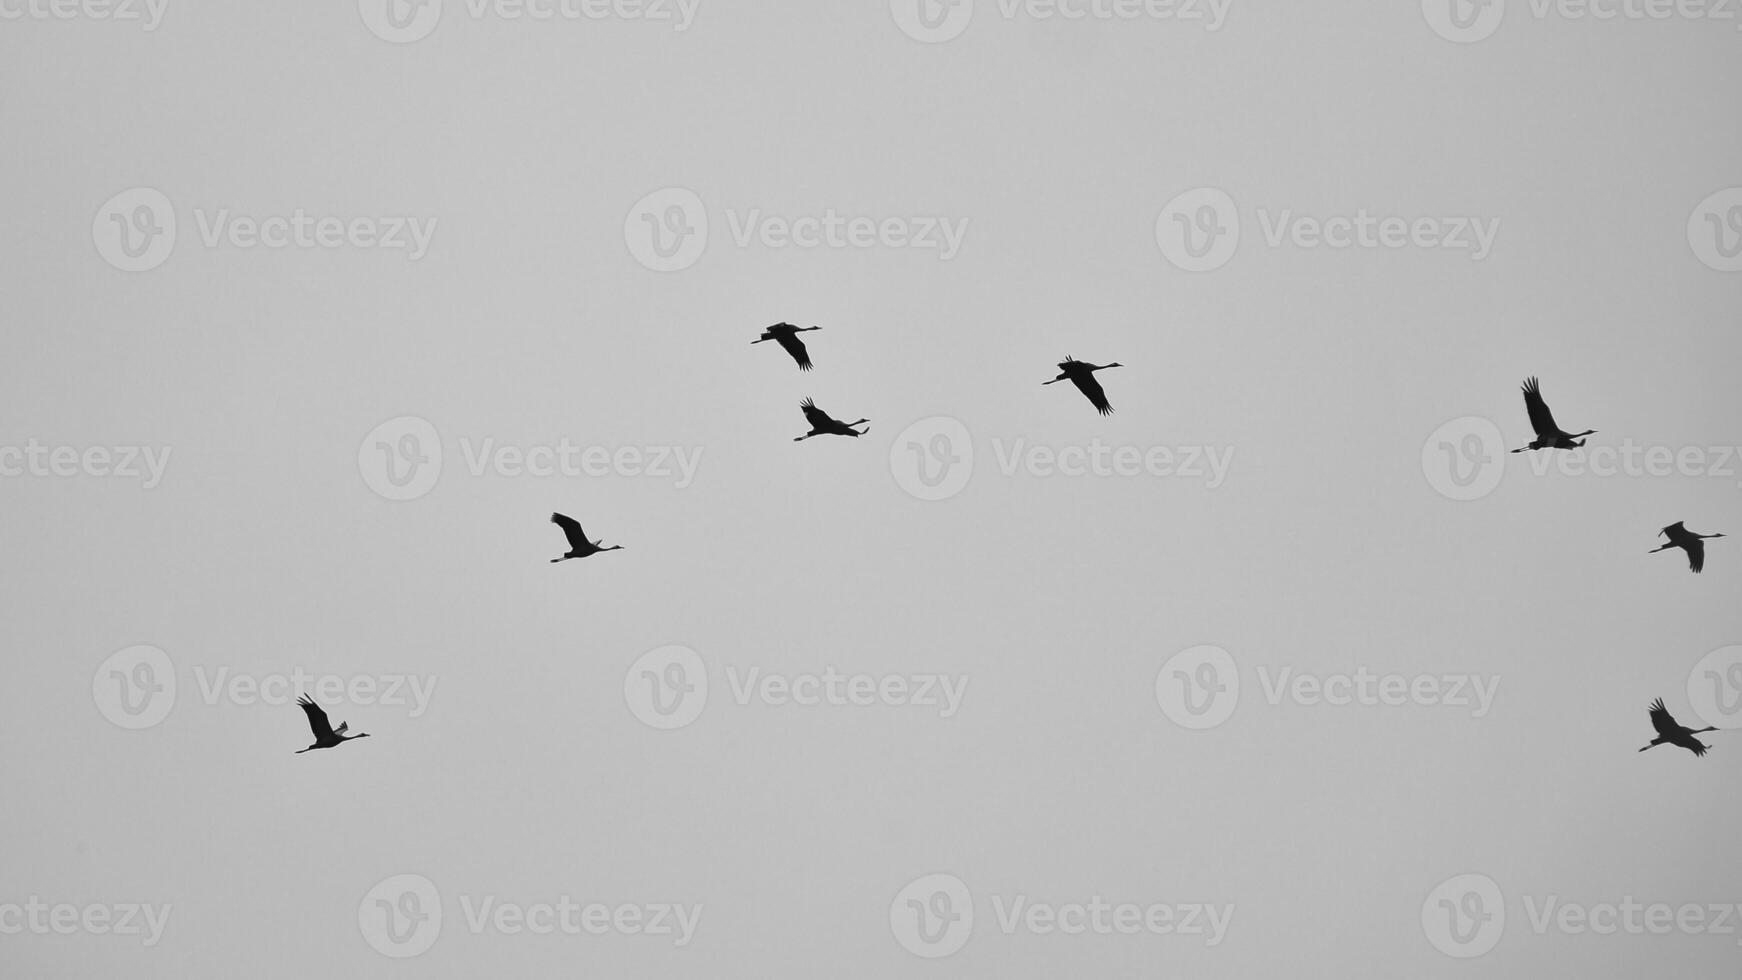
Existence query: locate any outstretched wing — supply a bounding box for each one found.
[1660,521,1686,539]
[298,695,335,741]
[1687,538,1706,574]
[333,721,348,735]
[550,512,589,550]
[1648,698,1678,739]
[800,398,835,428]
[1071,372,1113,415]
[775,332,812,370]
[1521,377,1559,438]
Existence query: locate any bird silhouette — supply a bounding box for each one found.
[1649,521,1725,573]
[1043,355,1123,415]
[793,397,869,441]
[1510,376,1595,452]
[1639,698,1721,757]
[752,322,822,371]
[294,695,370,754]
[549,512,624,562]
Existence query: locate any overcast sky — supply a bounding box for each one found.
[3,2,1742,977]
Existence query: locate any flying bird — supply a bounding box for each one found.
[549,512,625,562]
[1638,698,1721,757]
[294,695,370,754]
[1510,376,1595,452]
[1649,521,1726,574]
[793,397,869,441]
[752,322,822,371]
[1043,356,1123,416]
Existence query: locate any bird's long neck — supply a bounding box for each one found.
[1694,726,1721,734]
[1570,429,1595,437]
[1702,533,1726,539]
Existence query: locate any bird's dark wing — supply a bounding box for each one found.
[775,332,812,370]
[1071,372,1113,415]
[1687,538,1706,574]
[550,512,588,550]
[800,398,835,428]
[298,695,335,740]
[1687,738,1710,757]
[1521,377,1559,437]
[1661,522,1684,538]
[1648,698,1677,738]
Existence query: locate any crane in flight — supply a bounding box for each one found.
[550,512,625,562]
[1043,356,1123,416]
[793,398,869,441]
[1649,521,1725,574]
[1638,698,1722,757]
[293,696,370,754]
[1510,376,1595,452]
[752,322,822,371]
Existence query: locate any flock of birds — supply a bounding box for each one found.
[287,358,1728,758]
[1505,376,1729,758]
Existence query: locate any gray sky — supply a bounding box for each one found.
[4,2,1742,977]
